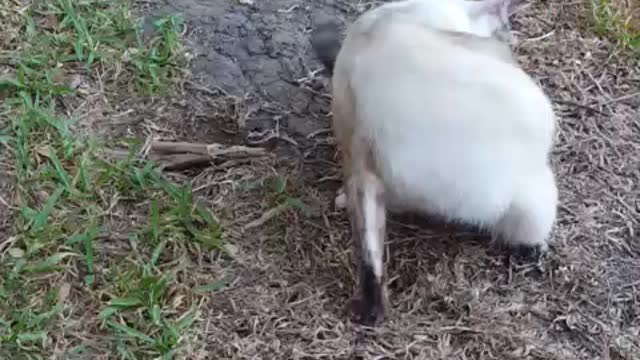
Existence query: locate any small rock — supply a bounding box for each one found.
[224,243,240,258]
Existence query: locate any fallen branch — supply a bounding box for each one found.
[148,141,269,171]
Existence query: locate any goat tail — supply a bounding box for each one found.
[310,20,342,75]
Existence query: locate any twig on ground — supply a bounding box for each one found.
[306,128,333,139]
[243,202,289,231]
[102,141,269,171]
[601,92,640,105]
[0,194,9,208]
[148,141,269,171]
[247,128,299,147]
[185,80,230,97]
[0,236,18,256]
[553,99,611,116]
[151,141,262,155]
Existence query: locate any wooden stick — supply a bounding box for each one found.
[150,141,209,155]
[147,141,270,171]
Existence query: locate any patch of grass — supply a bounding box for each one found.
[590,0,640,51]
[2,0,185,100]
[128,14,185,94]
[100,265,198,358]
[0,0,222,358]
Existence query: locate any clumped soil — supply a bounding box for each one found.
[113,0,638,358]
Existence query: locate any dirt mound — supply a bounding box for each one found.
[150,0,355,140]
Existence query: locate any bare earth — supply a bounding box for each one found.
[96,0,639,358]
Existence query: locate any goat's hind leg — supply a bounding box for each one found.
[345,142,388,325]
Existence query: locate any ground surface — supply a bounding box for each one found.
[150,0,640,358]
[1,0,639,359]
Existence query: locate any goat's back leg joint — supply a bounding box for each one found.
[345,152,388,325]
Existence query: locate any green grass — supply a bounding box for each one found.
[0,0,224,358]
[590,0,640,51]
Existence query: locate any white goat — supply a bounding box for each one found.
[311,0,558,325]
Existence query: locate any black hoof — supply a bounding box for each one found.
[352,263,386,326]
[352,297,385,326]
[508,243,546,261]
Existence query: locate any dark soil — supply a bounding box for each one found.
[148,0,357,140]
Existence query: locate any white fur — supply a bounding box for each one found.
[332,2,558,248]
[333,0,517,211]
[353,0,513,40]
[363,176,384,277]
